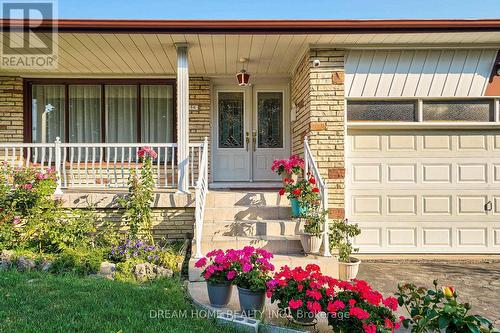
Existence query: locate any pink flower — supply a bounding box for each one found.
[36,173,46,180]
[306,289,322,301]
[242,262,252,273]
[348,299,357,307]
[349,307,370,320]
[137,146,158,159]
[382,296,398,311]
[22,183,33,190]
[194,257,207,268]
[226,270,237,280]
[288,299,303,310]
[12,216,21,225]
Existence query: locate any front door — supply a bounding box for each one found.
[212,85,289,182]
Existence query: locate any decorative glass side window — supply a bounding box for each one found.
[423,100,494,122]
[257,92,283,148]
[218,92,244,148]
[347,101,417,121]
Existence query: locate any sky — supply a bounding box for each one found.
[56,0,500,20]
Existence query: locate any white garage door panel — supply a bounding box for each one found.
[347,130,500,253]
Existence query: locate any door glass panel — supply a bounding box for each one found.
[257,92,283,148]
[218,92,244,148]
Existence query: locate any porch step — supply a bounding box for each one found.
[188,254,338,282]
[202,219,304,237]
[204,207,292,222]
[206,190,290,208]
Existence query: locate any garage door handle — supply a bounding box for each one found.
[485,201,493,212]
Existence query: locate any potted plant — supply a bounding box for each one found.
[396,280,499,333]
[231,247,275,317]
[267,264,330,325]
[279,174,320,218]
[299,208,326,254]
[271,155,304,183]
[194,249,237,308]
[329,218,362,280]
[323,278,402,333]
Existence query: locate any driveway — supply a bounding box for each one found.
[357,262,500,327]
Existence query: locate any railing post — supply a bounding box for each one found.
[322,189,332,257]
[54,137,63,195]
[204,136,208,193]
[303,136,308,177]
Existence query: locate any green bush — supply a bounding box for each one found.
[50,248,107,276]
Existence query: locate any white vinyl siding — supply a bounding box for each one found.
[345,49,497,97]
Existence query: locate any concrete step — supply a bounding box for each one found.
[188,254,338,282]
[204,206,291,221]
[202,219,304,237]
[194,234,304,257]
[206,190,290,208]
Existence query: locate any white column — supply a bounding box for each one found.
[176,43,190,193]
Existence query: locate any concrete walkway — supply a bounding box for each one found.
[188,262,500,332]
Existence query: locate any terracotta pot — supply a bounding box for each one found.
[207,281,233,308]
[299,233,322,254]
[338,257,361,280]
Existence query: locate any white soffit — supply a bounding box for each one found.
[345,49,498,97]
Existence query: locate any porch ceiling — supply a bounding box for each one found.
[3,31,500,77]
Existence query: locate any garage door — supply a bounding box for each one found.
[347,129,500,253]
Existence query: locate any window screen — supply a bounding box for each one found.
[347,101,417,121]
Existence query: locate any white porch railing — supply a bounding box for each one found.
[194,137,209,258]
[304,137,332,257]
[0,138,204,191]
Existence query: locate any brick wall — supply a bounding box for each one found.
[189,77,211,180]
[291,49,346,219]
[0,76,23,143]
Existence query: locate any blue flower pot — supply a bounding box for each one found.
[290,199,307,217]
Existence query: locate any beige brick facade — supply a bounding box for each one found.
[291,49,346,218]
[0,76,23,143]
[189,77,212,180]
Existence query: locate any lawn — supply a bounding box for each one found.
[0,270,231,333]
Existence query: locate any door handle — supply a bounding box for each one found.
[252,131,257,152]
[485,201,493,212]
[245,132,250,151]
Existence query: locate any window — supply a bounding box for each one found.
[257,91,283,148]
[31,84,65,143]
[28,80,175,144]
[423,100,494,122]
[347,101,417,121]
[347,99,497,123]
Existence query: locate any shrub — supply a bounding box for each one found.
[118,147,157,242]
[396,280,499,333]
[50,248,107,276]
[329,218,361,263]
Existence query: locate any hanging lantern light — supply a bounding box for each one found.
[236,57,250,86]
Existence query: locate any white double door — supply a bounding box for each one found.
[212,85,290,182]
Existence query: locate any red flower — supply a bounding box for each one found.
[312,187,319,193]
[279,188,286,196]
[382,296,398,311]
[297,284,304,292]
[306,301,322,314]
[309,177,316,185]
[137,146,158,159]
[292,188,301,195]
[362,322,377,333]
[306,289,322,301]
[289,299,303,310]
[349,299,357,307]
[194,257,206,268]
[349,307,370,320]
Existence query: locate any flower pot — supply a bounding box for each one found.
[237,286,265,316]
[290,199,307,218]
[338,257,361,280]
[299,233,322,254]
[207,282,233,308]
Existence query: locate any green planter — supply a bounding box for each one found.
[290,199,307,217]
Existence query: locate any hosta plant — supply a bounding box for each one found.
[396,280,499,333]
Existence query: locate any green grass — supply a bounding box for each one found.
[0,270,232,333]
